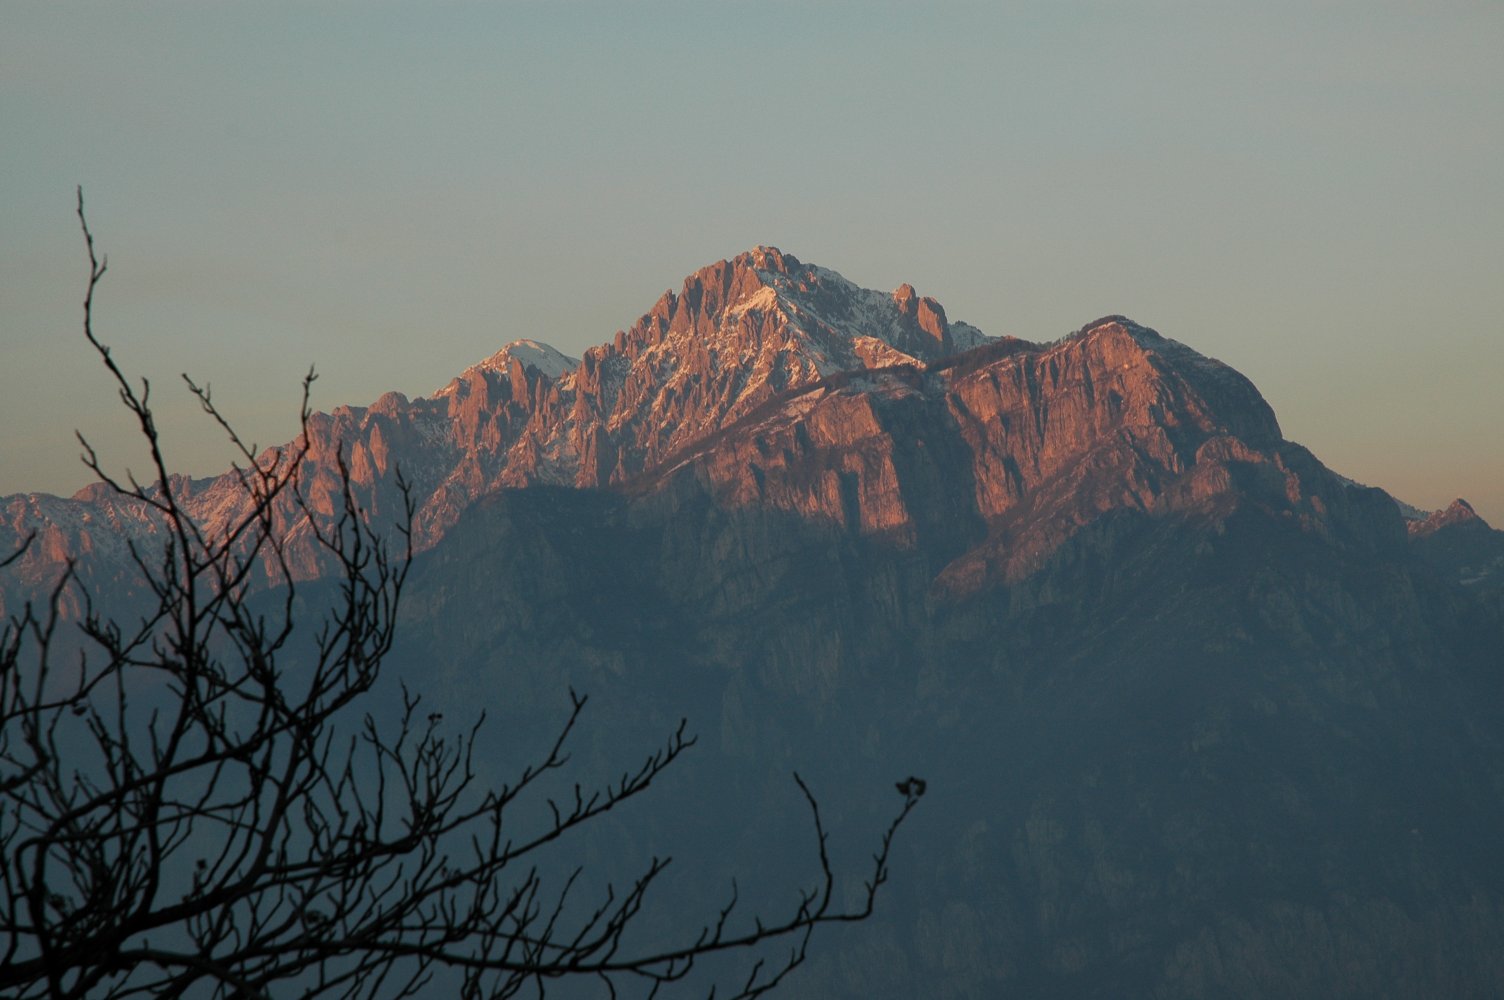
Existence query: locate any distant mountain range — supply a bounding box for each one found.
[5,248,1504,996]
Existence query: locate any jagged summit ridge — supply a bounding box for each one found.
[470,246,1008,491]
[5,245,1478,614]
[736,246,993,361]
[1410,497,1487,537]
[614,245,991,368]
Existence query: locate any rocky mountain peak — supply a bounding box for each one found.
[491,339,578,380]
[891,282,950,350]
[1409,497,1486,537]
[1075,314,1160,339]
[735,245,799,275]
[1407,497,1504,586]
[2,247,1469,617]
[435,340,579,399]
[1443,496,1478,520]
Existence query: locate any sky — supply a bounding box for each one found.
[4,2,1502,524]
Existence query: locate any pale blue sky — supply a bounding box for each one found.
[4,2,1501,523]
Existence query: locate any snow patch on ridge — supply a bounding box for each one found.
[745,255,995,363]
[504,340,579,379]
[723,285,779,320]
[434,339,580,397]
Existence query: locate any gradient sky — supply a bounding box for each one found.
[4,2,1501,523]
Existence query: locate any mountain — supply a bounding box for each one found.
[1,246,1454,606]
[3,248,987,609]
[5,248,1504,996]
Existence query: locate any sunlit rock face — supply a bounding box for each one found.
[1,243,1487,624]
[5,249,1338,602]
[4,247,998,600]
